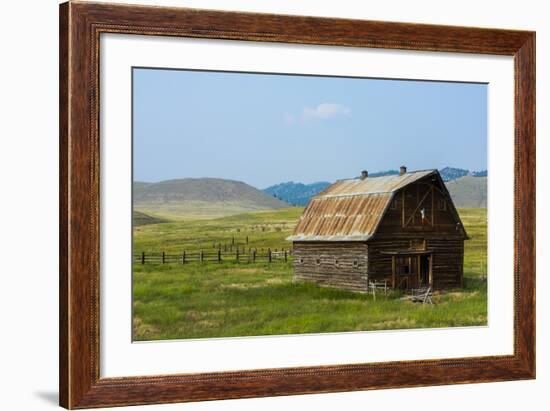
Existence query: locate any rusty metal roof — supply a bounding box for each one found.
[287,170,437,242]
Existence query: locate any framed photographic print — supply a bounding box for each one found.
[59,1,535,408]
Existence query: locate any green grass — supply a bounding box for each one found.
[133,210,167,226]
[135,201,289,221]
[133,207,303,253]
[133,208,487,341]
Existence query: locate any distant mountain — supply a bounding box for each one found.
[472,170,487,177]
[263,172,403,206]
[365,167,485,182]
[445,176,487,208]
[369,170,399,177]
[340,167,481,182]
[134,178,289,219]
[263,182,331,206]
[264,167,487,208]
[351,167,480,182]
[439,167,469,181]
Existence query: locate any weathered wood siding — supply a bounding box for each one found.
[293,242,368,292]
[368,179,465,289]
[367,238,464,289]
[377,181,465,238]
[367,239,411,283]
[290,176,466,291]
[427,238,464,288]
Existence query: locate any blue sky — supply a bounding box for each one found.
[133,68,487,188]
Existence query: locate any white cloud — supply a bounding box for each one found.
[302,102,351,121]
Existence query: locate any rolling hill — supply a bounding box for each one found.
[134,178,289,219]
[445,176,487,208]
[133,210,167,226]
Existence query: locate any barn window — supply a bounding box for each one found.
[335,259,339,266]
[438,199,447,210]
[390,198,397,209]
[410,239,425,250]
[396,257,412,275]
[316,258,321,265]
[353,260,358,267]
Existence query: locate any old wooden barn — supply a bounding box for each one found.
[287,167,468,292]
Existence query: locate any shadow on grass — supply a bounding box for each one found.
[463,276,487,291]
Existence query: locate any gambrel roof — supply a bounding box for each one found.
[287,170,465,242]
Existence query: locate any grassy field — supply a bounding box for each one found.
[133,207,487,341]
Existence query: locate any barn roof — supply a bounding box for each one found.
[287,170,438,242]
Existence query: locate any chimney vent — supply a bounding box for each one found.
[399,165,407,176]
[360,170,368,180]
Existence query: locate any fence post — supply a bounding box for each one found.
[246,235,249,244]
[218,249,221,263]
[232,236,235,245]
[181,251,186,264]
[162,251,165,264]
[236,248,239,263]
[284,250,287,262]
[268,248,272,263]
[253,249,256,262]
[141,251,145,265]
[200,250,204,263]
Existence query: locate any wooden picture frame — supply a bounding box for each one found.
[59,1,535,408]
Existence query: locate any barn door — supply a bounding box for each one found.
[392,256,418,289]
[419,255,431,286]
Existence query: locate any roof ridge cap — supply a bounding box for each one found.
[340,168,438,182]
[316,191,394,198]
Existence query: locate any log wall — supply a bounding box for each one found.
[367,239,411,283]
[427,238,464,288]
[367,237,464,289]
[292,242,368,292]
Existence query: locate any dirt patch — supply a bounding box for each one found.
[184,310,208,321]
[437,291,479,303]
[195,319,220,329]
[222,277,288,289]
[265,278,286,285]
[219,268,261,275]
[371,317,417,329]
[133,317,161,339]
[222,283,264,290]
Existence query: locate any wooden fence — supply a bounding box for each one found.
[133,248,292,265]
